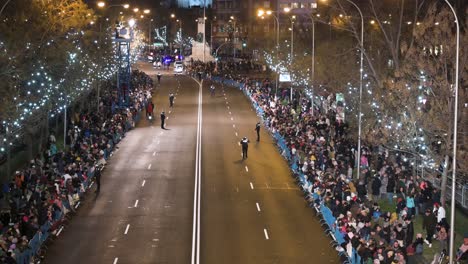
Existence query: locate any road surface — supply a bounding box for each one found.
[44,63,339,264]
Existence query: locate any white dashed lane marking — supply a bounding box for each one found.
[147,164,152,170]
[124,224,130,235]
[264,229,270,240]
[256,203,261,212]
[113,258,119,264]
[250,182,254,189]
[134,200,139,208]
[142,180,146,187]
[245,166,249,172]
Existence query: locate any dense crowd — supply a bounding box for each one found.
[187,60,264,78]
[0,70,153,263]
[215,73,468,264]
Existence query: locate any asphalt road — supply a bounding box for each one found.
[43,63,339,264]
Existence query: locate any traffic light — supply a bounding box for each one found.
[242,38,247,48]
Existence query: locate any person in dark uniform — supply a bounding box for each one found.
[94,165,101,193]
[169,93,174,107]
[160,111,166,129]
[240,137,250,159]
[254,122,261,141]
[157,72,162,84]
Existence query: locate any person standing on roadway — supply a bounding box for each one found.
[160,111,166,129]
[169,93,174,107]
[210,84,215,97]
[255,122,261,141]
[157,72,162,84]
[94,165,101,193]
[240,137,250,159]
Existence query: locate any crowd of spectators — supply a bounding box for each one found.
[211,73,467,264]
[0,70,153,263]
[187,59,264,78]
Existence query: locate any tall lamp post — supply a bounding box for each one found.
[288,15,296,101]
[443,1,460,262]
[341,0,364,181]
[96,1,131,113]
[171,14,183,60]
[306,13,316,116]
[229,16,237,58]
[258,8,290,96]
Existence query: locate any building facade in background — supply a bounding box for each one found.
[211,0,316,56]
[177,0,213,8]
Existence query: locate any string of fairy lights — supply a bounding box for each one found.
[0,14,149,152]
[263,47,437,169]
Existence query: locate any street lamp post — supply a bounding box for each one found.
[306,13,316,116]
[443,1,460,262]
[289,16,295,102]
[342,0,364,181]
[171,14,183,60]
[258,10,280,95]
[230,16,237,58]
[215,42,230,69]
[96,2,130,112]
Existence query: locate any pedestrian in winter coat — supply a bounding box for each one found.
[372,176,382,201]
[387,175,396,203]
[422,209,437,247]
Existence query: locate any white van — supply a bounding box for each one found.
[174,61,184,75]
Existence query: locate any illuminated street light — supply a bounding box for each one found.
[144,9,150,14]
[128,18,135,27]
[123,4,130,9]
[171,13,176,18]
[133,8,139,13]
[97,2,105,8]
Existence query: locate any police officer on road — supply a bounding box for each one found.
[169,93,174,107]
[160,111,166,129]
[240,137,250,159]
[255,122,261,141]
[157,72,162,84]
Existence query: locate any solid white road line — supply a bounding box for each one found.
[134,200,139,208]
[113,258,119,264]
[147,164,152,170]
[124,224,130,235]
[250,182,254,189]
[142,180,146,187]
[245,166,249,172]
[256,203,261,212]
[264,229,270,240]
[191,77,203,264]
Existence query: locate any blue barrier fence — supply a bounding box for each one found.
[211,76,362,264]
[12,110,142,264]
